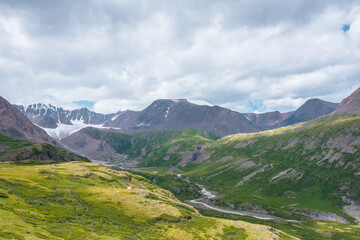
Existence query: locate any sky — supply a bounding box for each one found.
[0,0,359,114]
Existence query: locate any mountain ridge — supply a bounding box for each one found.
[15,103,115,128]
[0,97,54,144]
[105,99,258,137]
[16,97,339,139]
[332,88,360,115]
[244,98,338,130]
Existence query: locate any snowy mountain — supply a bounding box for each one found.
[15,104,117,140]
[15,98,339,140]
[15,103,115,128]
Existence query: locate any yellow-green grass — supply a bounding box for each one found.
[199,209,360,240]
[0,161,296,239]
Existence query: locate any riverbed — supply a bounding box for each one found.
[189,184,300,221]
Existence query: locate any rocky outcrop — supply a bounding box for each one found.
[236,164,268,186]
[179,145,212,166]
[290,208,349,224]
[343,203,360,224]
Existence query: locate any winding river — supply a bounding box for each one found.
[189,184,290,221]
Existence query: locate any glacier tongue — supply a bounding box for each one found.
[41,121,116,140]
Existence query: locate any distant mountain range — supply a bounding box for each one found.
[15,97,339,139]
[15,103,114,128]
[244,98,339,130]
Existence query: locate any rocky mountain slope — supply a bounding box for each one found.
[105,99,258,137]
[61,128,217,167]
[15,103,114,128]
[244,98,338,130]
[0,97,53,144]
[332,87,360,115]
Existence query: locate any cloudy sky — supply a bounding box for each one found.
[0,0,359,113]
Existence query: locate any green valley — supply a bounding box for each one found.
[177,114,360,224]
[57,114,360,239]
[0,134,297,239]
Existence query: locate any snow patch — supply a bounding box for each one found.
[70,119,85,125]
[42,122,117,140]
[136,122,150,127]
[165,107,170,118]
[188,100,214,106]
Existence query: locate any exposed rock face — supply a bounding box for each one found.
[0,97,53,144]
[244,111,290,130]
[332,87,360,115]
[105,110,141,131]
[343,203,360,224]
[15,103,115,129]
[61,128,129,165]
[290,208,349,224]
[105,99,258,137]
[244,98,338,130]
[179,145,212,166]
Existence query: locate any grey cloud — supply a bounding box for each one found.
[0,0,359,113]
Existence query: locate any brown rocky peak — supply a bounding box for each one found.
[332,88,360,115]
[0,96,53,144]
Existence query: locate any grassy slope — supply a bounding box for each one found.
[198,209,360,240]
[83,128,218,167]
[132,115,360,239]
[0,136,295,239]
[82,116,360,223]
[0,134,89,163]
[177,115,360,219]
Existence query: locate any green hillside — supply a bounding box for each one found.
[176,115,360,221]
[68,128,218,167]
[0,134,89,163]
[66,115,360,224]
[0,135,295,239]
[59,114,360,238]
[126,114,360,239]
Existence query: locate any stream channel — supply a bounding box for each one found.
[188,184,300,222]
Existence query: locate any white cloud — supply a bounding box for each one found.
[0,0,359,114]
